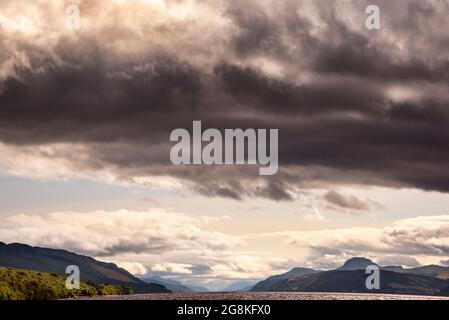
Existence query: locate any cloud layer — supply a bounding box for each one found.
[283,215,449,268]
[0,209,240,257]
[2,209,449,285]
[0,209,294,286]
[1,0,449,199]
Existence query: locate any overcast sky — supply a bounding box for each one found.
[1,0,449,290]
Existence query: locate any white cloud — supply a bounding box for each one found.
[3,206,449,286]
[152,263,193,274]
[0,142,93,179]
[281,215,449,268]
[0,208,299,286]
[0,208,242,256]
[0,142,186,192]
[0,0,235,81]
[114,261,148,275]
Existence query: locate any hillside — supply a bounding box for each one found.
[267,270,449,296]
[0,267,132,300]
[338,257,378,270]
[0,242,168,293]
[187,284,210,292]
[141,276,210,292]
[141,276,192,292]
[222,281,258,292]
[252,267,318,292]
[252,257,449,296]
[383,265,449,279]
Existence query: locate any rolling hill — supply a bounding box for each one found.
[251,257,449,296]
[140,276,209,292]
[267,270,449,296]
[338,257,378,270]
[383,265,449,279]
[0,242,168,293]
[251,267,318,292]
[222,281,258,292]
[141,276,193,292]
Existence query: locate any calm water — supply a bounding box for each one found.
[82,292,449,300]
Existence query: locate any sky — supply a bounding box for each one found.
[1,0,449,290]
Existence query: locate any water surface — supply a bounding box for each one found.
[82,292,449,300]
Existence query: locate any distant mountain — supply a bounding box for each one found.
[383,264,449,279]
[382,265,405,273]
[187,284,210,292]
[222,281,258,292]
[252,267,318,292]
[141,276,192,292]
[266,270,448,296]
[338,257,378,270]
[252,257,449,296]
[407,265,449,279]
[140,276,210,292]
[0,242,168,293]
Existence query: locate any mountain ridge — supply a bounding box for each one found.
[140,275,209,292]
[338,257,378,270]
[251,257,449,296]
[267,269,448,296]
[252,267,318,292]
[0,242,168,293]
[222,281,258,292]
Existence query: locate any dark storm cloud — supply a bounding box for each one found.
[1,0,449,199]
[226,0,449,82]
[0,52,205,145]
[215,64,387,115]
